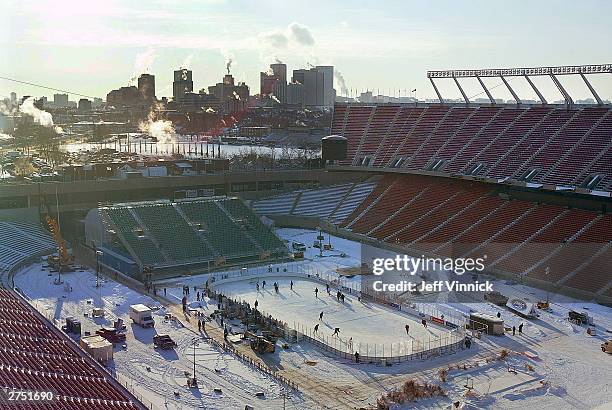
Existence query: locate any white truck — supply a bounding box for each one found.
[129,304,155,328]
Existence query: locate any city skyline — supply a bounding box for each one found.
[2,0,612,102]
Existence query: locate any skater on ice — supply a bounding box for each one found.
[332,327,340,337]
[315,287,319,298]
[405,324,410,335]
[319,311,324,321]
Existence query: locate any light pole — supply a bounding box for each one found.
[190,338,199,386]
[95,249,103,288]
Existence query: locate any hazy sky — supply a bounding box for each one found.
[2,0,611,102]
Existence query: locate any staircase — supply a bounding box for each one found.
[366,188,430,236]
[511,109,581,179]
[557,242,611,286]
[385,109,428,167]
[172,203,220,259]
[431,201,511,254]
[538,111,612,184]
[352,108,378,165]
[523,214,603,275]
[215,201,264,253]
[407,194,488,246]
[460,203,539,258]
[403,108,454,168]
[372,108,403,165]
[478,109,549,174]
[428,109,479,163]
[490,209,570,267]
[384,191,462,242]
[346,179,398,229]
[444,109,504,170]
[128,208,171,262]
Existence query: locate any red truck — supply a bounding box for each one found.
[96,327,127,344]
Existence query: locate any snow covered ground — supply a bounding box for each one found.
[12,227,612,409]
[14,263,310,410]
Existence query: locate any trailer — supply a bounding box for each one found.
[469,312,504,336]
[129,304,155,327]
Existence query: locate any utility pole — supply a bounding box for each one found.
[95,248,103,288]
[191,338,199,386]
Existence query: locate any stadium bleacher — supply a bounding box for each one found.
[0,221,56,275]
[251,181,377,223]
[333,103,612,191]
[96,197,288,271]
[340,175,611,298]
[0,287,144,409]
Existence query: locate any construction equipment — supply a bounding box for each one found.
[245,331,275,354]
[46,215,72,269]
[537,300,550,310]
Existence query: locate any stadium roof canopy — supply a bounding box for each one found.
[427,64,612,106]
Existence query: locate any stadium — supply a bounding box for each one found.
[1,63,611,409]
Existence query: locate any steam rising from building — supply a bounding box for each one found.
[138,103,175,143]
[19,97,62,133]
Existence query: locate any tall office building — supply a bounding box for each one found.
[78,98,92,112]
[173,69,193,102]
[54,93,69,107]
[138,74,156,102]
[260,63,287,104]
[292,68,324,107]
[10,92,16,104]
[270,63,287,103]
[208,74,249,114]
[315,65,335,107]
[287,82,304,107]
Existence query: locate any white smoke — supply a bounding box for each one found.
[232,91,241,101]
[334,70,349,96]
[129,47,157,84]
[260,22,315,50]
[0,101,17,116]
[19,97,63,133]
[205,107,216,113]
[181,54,194,70]
[139,103,175,143]
[288,22,315,46]
[270,94,281,104]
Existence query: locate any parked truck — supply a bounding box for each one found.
[129,304,155,328]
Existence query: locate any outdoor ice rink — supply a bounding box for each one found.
[215,276,451,356]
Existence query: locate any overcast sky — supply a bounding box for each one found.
[1,0,611,102]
